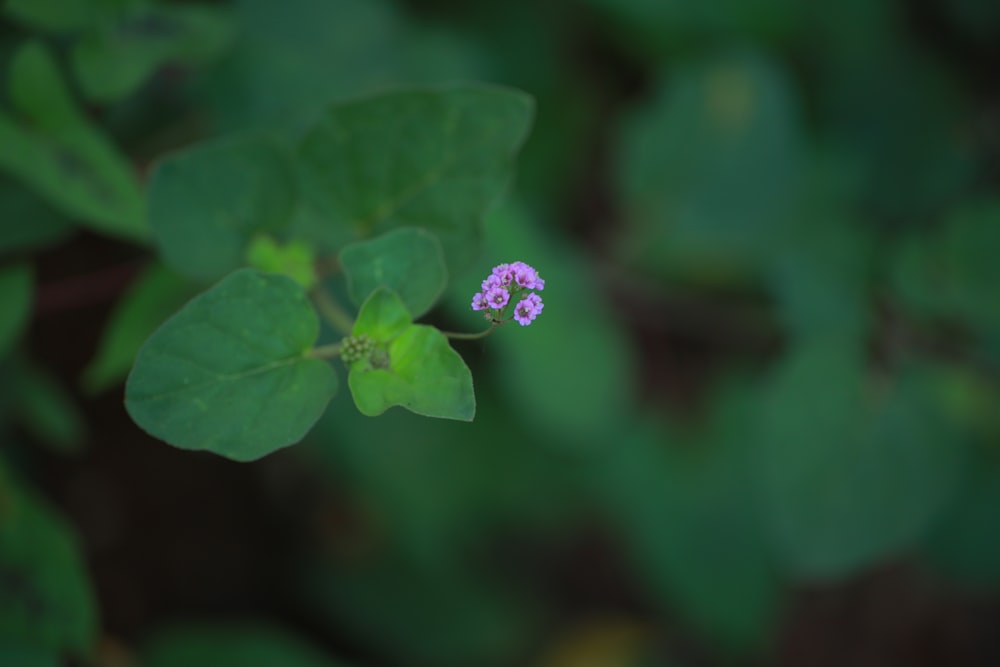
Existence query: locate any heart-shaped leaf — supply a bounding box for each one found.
[348,289,474,421]
[125,269,337,461]
[339,227,447,318]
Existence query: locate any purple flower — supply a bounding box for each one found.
[485,286,510,309]
[512,262,543,290]
[471,292,488,311]
[513,293,543,326]
[491,263,514,287]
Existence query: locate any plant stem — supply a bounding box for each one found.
[309,342,342,359]
[311,285,354,335]
[441,323,500,341]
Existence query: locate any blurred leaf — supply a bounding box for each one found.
[0,458,98,656]
[0,263,32,358]
[297,85,534,273]
[593,408,780,654]
[201,0,492,131]
[12,362,86,454]
[143,622,348,667]
[448,203,635,447]
[817,45,973,223]
[616,52,803,284]
[891,199,1000,338]
[72,4,233,103]
[125,269,337,461]
[301,551,536,667]
[349,289,474,421]
[339,227,447,319]
[0,179,74,256]
[0,42,146,242]
[756,339,964,580]
[0,645,59,667]
[2,0,103,32]
[923,443,1000,591]
[147,134,297,281]
[82,262,197,394]
[583,0,796,55]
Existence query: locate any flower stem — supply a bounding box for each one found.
[308,342,342,359]
[311,285,354,335]
[442,322,501,341]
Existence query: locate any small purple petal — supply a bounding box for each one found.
[513,293,543,326]
[471,292,488,311]
[486,286,510,308]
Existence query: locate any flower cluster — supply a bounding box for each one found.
[471,261,545,326]
[340,334,374,364]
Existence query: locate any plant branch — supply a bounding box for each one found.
[441,322,501,341]
[308,343,342,359]
[311,285,354,335]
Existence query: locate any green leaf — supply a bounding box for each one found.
[12,362,87,454]
[143,623,349,667]
[756,339,963,580]
[0,459,98,656]
[297,85,534,272]
[339,227,447,318]
[0,178,74,256]
[0,42,146,241]
[349,289,474,421]
[0,645,59,667]
[147,135,297,281]
[72,4,234,103]
[0,264,32,358]
[3,0,103,32]
[125,269,337,461]
[82,262,197,394]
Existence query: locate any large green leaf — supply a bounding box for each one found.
[0,264,32,358]
[143,623,348,667]
[82,262,197,394]
[339,227,447,318]
[348,289,474,421]
[297,85,533,272]
[147,135,297,281]
[0,42,145,241]
[72,4,233,102]
[2,0,104,32]
[756,339,964,580]
[0,459,98,656]
[125,269,337,461]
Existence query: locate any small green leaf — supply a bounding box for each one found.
[72,4,234,103]
[82,262,197,394]
[147,135,297,281]
[0,263,32,358]
[339,227,447,318]
[297,85,534,272]
[125,269,337,461]
[349,289,474,421]
[0,459,98,656]
[0,42,145,241]
[245,236,317,290]
[0,177,74,256]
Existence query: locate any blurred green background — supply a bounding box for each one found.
[2,0,1000,665]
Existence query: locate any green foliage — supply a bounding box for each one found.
[297,85,534,272]
[147,135,298,281]
[339,227,447,319]
[143,623,350,667]
[125,269,337,461]
[0,460,97,657]
[756,340,963,580]
[82,262,197,394]
[0,264,32,358]
[348,289,474,421]
[0,42,145,241]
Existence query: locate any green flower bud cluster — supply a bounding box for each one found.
[340,334,374,364]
